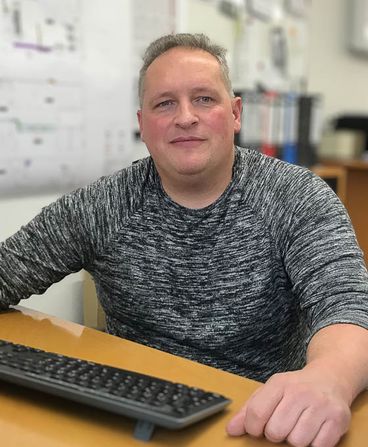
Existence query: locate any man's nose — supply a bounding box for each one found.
[174,102,199,128]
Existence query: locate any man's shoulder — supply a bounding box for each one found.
[71,157,152,198]
[236,147,323,198]
[50,157,154,216]
[90,156,152,190]
[237,147,312,179]
[235,147,342,225]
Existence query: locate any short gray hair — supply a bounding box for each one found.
[138,33,233,107]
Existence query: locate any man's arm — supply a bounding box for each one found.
[226,323,368,447]
[0,190,97,309]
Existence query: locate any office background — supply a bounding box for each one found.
[1,0,368,324]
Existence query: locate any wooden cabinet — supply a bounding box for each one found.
[312,160,368,266]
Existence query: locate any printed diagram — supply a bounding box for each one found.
[0,77,85,194]
[0,0,86,196]
[0,0,81,57]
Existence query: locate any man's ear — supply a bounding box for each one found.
[232,96,242,134]
[137,110,144,142]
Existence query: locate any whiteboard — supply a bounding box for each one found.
[0,0,310,197]
[0,0,173,197]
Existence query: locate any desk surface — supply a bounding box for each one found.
[0,307,367,447]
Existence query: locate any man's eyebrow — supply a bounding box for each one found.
[149,92,173,104]
[191,86,217,95]
[148,86,218,105]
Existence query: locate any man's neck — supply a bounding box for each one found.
[163,178,231,209]
[159,162,234,209]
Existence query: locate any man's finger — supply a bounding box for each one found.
[226,403,248,436]
[227,381,284,438]
[310,412,350,447]
[243,382,284,437]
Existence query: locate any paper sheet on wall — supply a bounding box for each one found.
[0,0,134,197]
[233,4,309,92]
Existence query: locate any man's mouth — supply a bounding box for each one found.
[170,136,205,143]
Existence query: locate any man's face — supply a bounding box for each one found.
[137,47,242,185]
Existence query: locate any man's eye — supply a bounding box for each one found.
[197,96,213,104]
[156,100,174,108]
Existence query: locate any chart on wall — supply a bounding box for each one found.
[0,0,134,197]
[232,0,310,92]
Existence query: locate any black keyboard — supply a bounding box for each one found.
[0,339,231,441]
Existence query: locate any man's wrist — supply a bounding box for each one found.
[303,358,355,406]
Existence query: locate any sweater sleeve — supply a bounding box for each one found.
[280,171,368,338]
[0,184,107,309]
[0,158,152,310]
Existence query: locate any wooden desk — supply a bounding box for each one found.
[0,307,367,447]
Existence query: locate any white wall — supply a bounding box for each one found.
[307,0,368,121]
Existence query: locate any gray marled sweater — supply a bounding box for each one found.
[1,147,368,382]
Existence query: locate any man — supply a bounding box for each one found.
[0,33,368,446]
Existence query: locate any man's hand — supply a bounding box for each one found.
[227,324,368,446]
[226,367,351,447]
